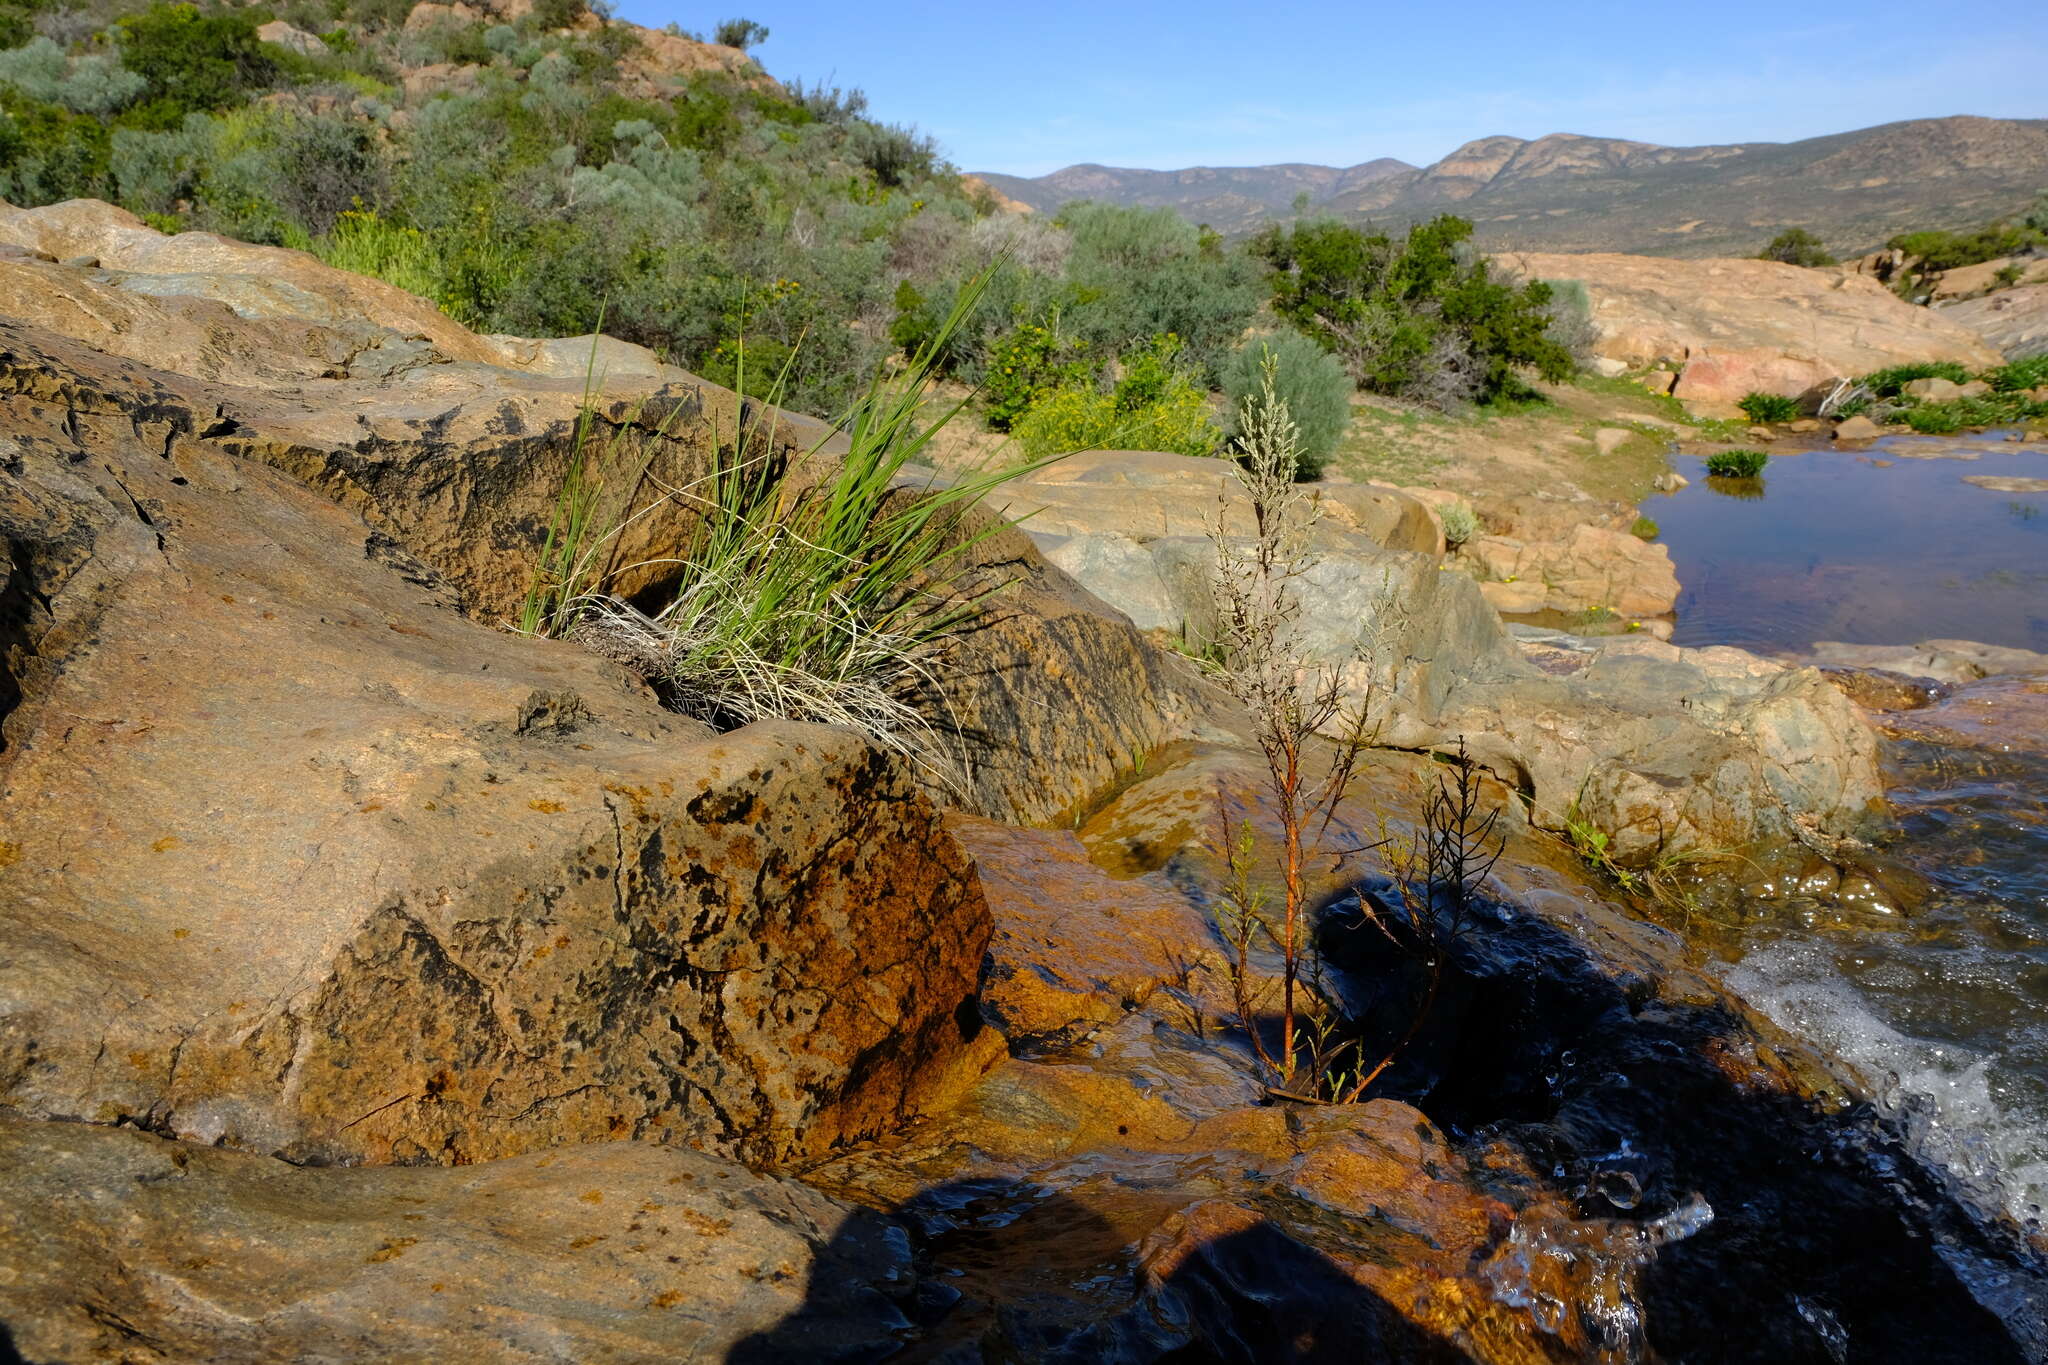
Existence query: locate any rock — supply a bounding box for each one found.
[994,448,1440,554]
[1479,578,1548,614]
[1807,638,2048,685]
[1833,414,1883,441]
[255,18,329,56]
[947,815,1213,1044]
[1962,474,2048,493]
[1639,370,1677,395]
[1745,425,1778,441]
[1927,254,2048,301]
[1881,672,2048,758]
[0,332,991,1167]
[1591,355,1629,378]
[0,1115,918,1364]
[1788,418,1822,433]
[1442,638,1886,860]
[1652,469,1690,491]
[1460,523,1681,616]
[1902,376,1964,400]
[0,200,1210,831]
[1937,281,2048,359]
[1593,426,1632,456]
[1817,665,1949,712]
[1497,251,2001,402]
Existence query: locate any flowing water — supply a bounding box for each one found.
[1648,435,2048,653]
[1641,433,2048,1234]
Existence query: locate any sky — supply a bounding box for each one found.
[611,1,2048,177]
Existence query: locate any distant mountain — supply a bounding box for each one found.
[974,159,1415,234]
[977,116,2048,257]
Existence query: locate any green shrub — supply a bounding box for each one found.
[1221,332,1350,479]
[1987,355,2048,392]
[1859,361,1971,397]
[1889,224,2044,272]
[1252,214,1574,408]
[982,321,1091,431]
[1705,449,1769,478]
[0,37,146,115]
[1757,228,1836,267]
[115,3,279,129]
[1737,391,1799,423]
[1905,404,1964,434]
[1011,335,1220,459]
[712,17,769,50]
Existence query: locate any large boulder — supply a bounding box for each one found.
[0,329,990,1167]
[1038,527,1880,860]
[1499,251,2003,402]
[0,201,1218,830]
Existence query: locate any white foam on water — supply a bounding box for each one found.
[1722,943,2048,1230]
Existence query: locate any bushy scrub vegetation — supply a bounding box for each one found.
[1737,391,1799,423]
[1220,332,1350,479]
[0,2,1583,445]
[1010,333,1220,459]
[1756,228,1835,267]
[1704,449,1768,478]
[1250,214,1576,409]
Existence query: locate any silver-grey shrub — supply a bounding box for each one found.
[1222,331,1353,479]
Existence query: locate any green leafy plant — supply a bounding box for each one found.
[540,270,1062,776]
[1756,228,1836,267]
[1737,391,1799,423]
[1986,355,2048,392]
[1011,335,1221,458]
[1705,449,1769,478]
[1253,214,1575,409]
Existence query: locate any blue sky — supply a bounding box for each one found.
[612,2,2048,176]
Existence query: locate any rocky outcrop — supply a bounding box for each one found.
[0,328,990,1167]
[0,201,1214,828]
[1038,517,1879,859]
[1460,523,1680,617]
[1939,281,2048,359]
[1500,251,2004,403]
[0,1114,919,1363]
[1806,637,2048,685]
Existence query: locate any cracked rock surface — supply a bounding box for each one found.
[0,324,988,1167]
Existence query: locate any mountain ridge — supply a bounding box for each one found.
[976,115,2048,256]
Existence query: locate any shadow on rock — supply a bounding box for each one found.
[1318,875,2047,1365]
[728,1176,1473,1364]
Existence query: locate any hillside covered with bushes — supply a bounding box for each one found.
[0,0,1587,453]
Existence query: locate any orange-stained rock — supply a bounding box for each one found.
[948,814,1216,1043]
[0,330,989,1168]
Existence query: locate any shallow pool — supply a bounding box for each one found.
[1650,435,2048,653]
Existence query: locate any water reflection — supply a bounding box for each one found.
[1654,436,2048,652]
